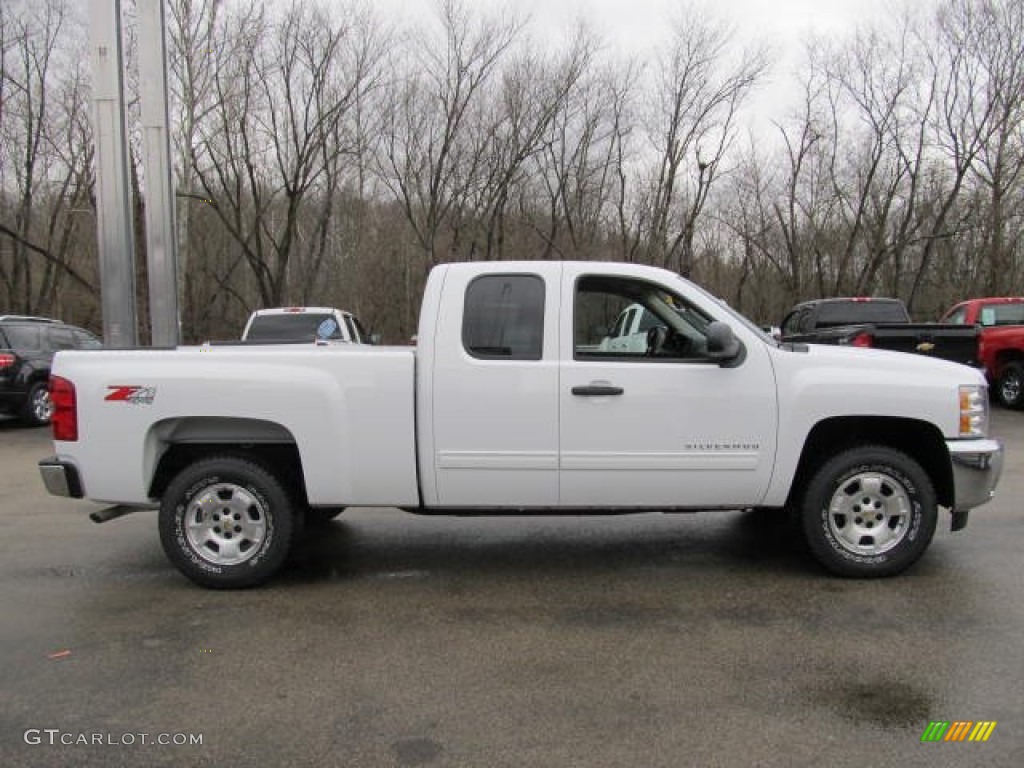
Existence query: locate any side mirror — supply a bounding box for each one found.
[368,333,383,346]
[706,321,743,366]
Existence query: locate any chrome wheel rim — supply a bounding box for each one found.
[185,483,267,566]
[827,471,911,556]
[32,387,54,423]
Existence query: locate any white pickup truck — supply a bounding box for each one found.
[38,261,1003,588]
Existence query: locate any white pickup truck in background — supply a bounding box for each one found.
[241,306,374,344]
[597,302,711,355]
[39,261,1003,588]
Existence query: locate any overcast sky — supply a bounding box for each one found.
[380,0,906,54]
[522,0,899,118]
[380,0,935,131]
[516,0,891,48]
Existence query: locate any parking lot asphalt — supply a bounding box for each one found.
[1,412,1022,767]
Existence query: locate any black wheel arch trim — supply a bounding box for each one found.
[786,416,954,510]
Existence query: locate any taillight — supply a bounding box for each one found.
[49,376,78,441]
[0,352,15,370]
[851,332,874,348]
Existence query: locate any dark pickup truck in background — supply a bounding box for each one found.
[780,297,978,367]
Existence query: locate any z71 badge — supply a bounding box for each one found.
[105,385,157,405]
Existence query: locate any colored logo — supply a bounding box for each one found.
[105,385,157,405]
[921,721,997,742]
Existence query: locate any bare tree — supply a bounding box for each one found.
[962,0,1024,293]
[190,0,383,309]
[905,0,1004,308]
[168,0,223,332]
[295,3,389,304]
[378,0,522,268]
[528,38,636,261]
[639,6,768,276]
[457,25,600,261]
[727,0,1024,319]
[0,0,96,319]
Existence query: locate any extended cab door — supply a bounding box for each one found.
[559,265,777,508]
[419,263,562,507]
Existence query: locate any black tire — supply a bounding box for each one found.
[159,456,297,588]
[305,506,345,525]
[996,361,1024,408]
[800,445,937,578]
[20,381,53,426]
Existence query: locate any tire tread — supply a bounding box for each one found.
[800,444,937,578]
[158,454,297,589]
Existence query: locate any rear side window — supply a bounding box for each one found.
[987,303,1024,326]
[2,324,44,351]
[72,329,102,349]
[341,315,356,342]
[351,315,370,343]
[463,275,545,360]
[636,308,664,333]
[48,327,77,350]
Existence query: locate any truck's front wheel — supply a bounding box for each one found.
[159,456,297,588]
[801,446,937,577]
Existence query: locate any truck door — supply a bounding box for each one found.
[424,264,562,507]
[559,267,777,508]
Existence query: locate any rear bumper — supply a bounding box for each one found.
[946,438,1003,511]
[38,456,83,498]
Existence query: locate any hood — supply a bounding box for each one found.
[780,342,986,387]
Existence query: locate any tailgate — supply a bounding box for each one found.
[870,324,978,365]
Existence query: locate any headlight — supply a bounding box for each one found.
[959,385,988,437]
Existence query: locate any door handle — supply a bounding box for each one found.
[571,385,624,396]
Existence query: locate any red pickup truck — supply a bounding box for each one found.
[941,297,1024,407]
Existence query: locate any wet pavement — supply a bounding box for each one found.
[1,412,1022,767]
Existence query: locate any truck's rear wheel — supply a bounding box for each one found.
[996,361,1024,408]
[801,446,936,577]
[159,456,296,588]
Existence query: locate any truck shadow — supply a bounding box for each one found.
[282,508,810,584]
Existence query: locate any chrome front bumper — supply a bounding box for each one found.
[946,438,1003,511]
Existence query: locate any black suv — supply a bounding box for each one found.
[0,316,101,426]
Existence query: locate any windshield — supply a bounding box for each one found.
[670,275,776,344]
[814,301,908,326]
[245,314,343,342]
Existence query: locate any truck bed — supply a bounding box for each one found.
[783,323,978,366]
[49,344,420,506]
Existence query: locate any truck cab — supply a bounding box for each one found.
[416,262,771,509]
